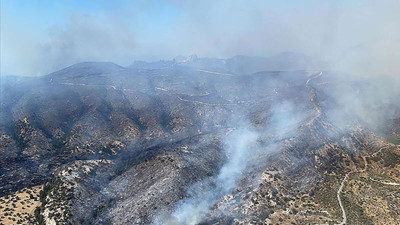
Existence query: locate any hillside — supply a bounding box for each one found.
[0,56,399,225]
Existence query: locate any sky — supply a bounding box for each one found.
[1,0,399,76]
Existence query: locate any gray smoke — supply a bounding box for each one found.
[168,128,258,225]
[152,101,306,224]
[320,73,400,133]
[2,1,399,77]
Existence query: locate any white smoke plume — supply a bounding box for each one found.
[152,101,306,224]
[169,128,258,225]
[2,0,399,78]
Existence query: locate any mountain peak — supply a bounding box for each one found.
[173,54,198,63]
[46,61,125,78]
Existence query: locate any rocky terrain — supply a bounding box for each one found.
[0,54,399,224]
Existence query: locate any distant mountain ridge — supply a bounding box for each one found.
[46,62,125,78]
[128,52,328,74]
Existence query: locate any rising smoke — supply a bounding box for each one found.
[2,1,399,77]
[152,101,306,224]
[167,128,258,225]
[1,1,399,224]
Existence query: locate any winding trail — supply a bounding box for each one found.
[336,172,351,225]
[369,178,400,186]
[196,69,235,76]
[335,145,392,225]
[58,81,271,106]
[60,82,118,90]
[306,71,322,85]
[305,71,323,125]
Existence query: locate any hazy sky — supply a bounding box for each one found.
[1,0,399,76]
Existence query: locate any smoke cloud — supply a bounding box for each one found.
[152,101,306,224]
[1,14,136,76]
[1,1,399,224]
[167,128,258,225]
[2,0,399,77]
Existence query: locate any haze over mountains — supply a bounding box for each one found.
[2,0,400,224]
[1,53,399,224]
